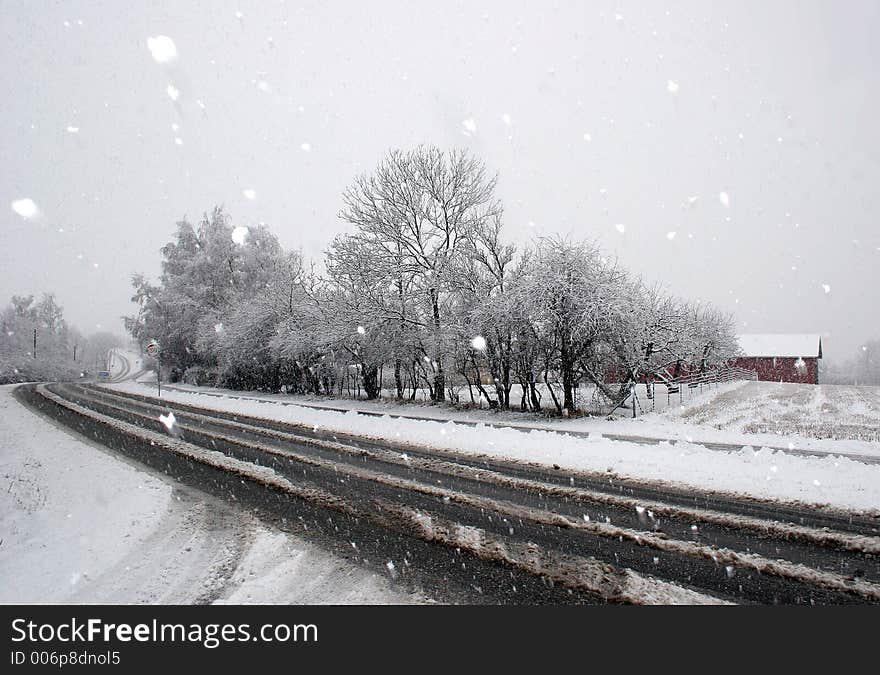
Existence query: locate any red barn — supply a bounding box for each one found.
[731,334,822,384]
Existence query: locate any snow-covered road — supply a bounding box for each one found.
[112,380,880,513]
[0,384,424,604]
[23,381,880,605]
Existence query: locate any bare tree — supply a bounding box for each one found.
[338,146,500,401]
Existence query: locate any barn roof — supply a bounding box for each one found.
[737,334,823,358]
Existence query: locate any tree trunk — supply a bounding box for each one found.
[528,373,541,412]
[433,370,445,402]
[544,369,562,414]
[560,331,576,413]
[429,288,445,402]
[394,359,404,399]
[362,364,380,400]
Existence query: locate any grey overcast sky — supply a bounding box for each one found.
[2,0,878,361]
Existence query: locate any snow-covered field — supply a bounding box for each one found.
[0,384,423,604]
[114,381,880,514]
[666,381,880,443]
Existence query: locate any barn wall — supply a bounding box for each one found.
[730,356,819,384]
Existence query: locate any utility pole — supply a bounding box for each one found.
[33,328,37,359]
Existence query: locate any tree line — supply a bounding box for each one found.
[0,293,123,384]
[823,340,880,385]
[126,146,738,413]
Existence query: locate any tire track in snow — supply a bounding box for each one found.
[36,383,880,604]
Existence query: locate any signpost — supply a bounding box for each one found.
[145,340,161,397]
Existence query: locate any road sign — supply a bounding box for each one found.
[145,339,162,397]
[98,370,111,379]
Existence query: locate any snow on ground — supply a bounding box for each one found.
[154,379,880,460]
[664,381,880,443]
[112,381,880,514]
[215,529,419,605]
[0,384,423,604]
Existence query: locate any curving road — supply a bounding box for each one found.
[15,381,880,605]
[105,349,147,383]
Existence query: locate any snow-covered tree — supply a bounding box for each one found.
[513,238,631,413]
[125,207,284,376]
[338,146,501,401]
[0,293,95,383]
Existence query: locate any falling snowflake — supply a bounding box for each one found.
[501,113,511,126]
[159,411,176,431]
[66,126,79,133]
[822,283,831,294]
[147,35,178,64]
[470,335,487,351]
[461,118,477,136]
[242,189,256,200]
[666,231,677,240]
[614,223,626,234]
[166,84,180,102]
[356,325,366,335]
[583,132,592,142]
[300,142,311,152]
[11,198,39,219]
[174,137,183,146]
[667,80,679,94]
[231,226,249,245]
[719,191,730,207]
[214,323,224,333]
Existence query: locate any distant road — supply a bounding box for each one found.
[107,349,147,383]
[16,382,880,605]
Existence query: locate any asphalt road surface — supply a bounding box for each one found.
[15,382,880,605]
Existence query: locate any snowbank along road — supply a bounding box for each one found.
[16,382,880,605]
